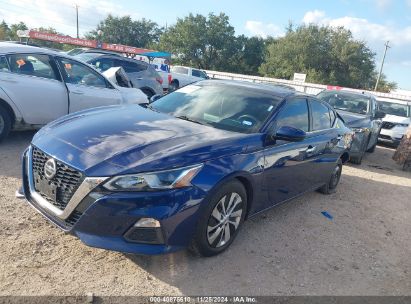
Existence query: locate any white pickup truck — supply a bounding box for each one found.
[0,43,148,141]
[168,66,209,91]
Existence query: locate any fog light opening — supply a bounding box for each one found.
[134,217,161,228]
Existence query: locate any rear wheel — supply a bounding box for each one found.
[350,153,363,165]
[366,136,377,153]
[318,159,342,194]
[189,180,247,257]
[169,80,179,92]
[0,105,12,142]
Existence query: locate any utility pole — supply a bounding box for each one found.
[374,41,390,91]
[74,4,79,38]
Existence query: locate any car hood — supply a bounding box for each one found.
[32,105,255,176]
[336,110,370,127]
[382,114,410,124]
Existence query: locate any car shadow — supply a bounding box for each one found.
[0,130,35,179]
[123,171,411,296]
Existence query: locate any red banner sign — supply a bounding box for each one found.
[28,30,156,55]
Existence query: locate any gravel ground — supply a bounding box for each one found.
[0,131,410,296]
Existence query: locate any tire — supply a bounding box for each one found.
[366,140,377,153]
[349,153,363,165]
[189,180,247,257]
[169,80,179,92]
[0,105,12,143]
[318,159,343,194]
[141,88,155,98]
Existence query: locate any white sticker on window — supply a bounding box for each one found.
[268,105,274,111]
[177,85,201,94]
[242,120,253,126]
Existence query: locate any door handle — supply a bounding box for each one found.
[71,91,84,95]
[135,78,143,80]
[305,145,316,153]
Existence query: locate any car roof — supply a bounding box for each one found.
[88,54,149,65]
[321,89,375,99]
[198,79,300,99]
[0,42,62,56]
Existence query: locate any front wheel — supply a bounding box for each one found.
[0,105,12,142]
[318,159,342,194]
[189,180,247,257]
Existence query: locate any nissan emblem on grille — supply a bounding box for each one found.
[44,158,57,179]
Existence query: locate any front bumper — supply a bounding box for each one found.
[378,128,404,146]
[22,147,207,255]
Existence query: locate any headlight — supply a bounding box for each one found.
[351,127,369,133]
[103,164,203,191]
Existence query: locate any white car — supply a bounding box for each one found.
[377,99,410,146]
[168,66,208,91]
[0,43,148,141]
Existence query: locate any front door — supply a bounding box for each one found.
[1,53,67,124]
[56,57,123,113]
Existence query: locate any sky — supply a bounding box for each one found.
[0,0,410,90]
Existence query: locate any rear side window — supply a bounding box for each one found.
[311,99,332,131]
[7,54,57,80]
[0,56,9,72]
[275,99,309,132]
[117,60,147,73]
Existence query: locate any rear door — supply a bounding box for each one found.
[307,98,342,184]
[55,57,123,113]
[1,53,67,124]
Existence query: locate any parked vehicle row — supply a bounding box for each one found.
[0,43,148,141]
[18,80,353,256]
[317,90,384,164]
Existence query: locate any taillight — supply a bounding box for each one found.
[156,77,163,85]
[168,74,172,84]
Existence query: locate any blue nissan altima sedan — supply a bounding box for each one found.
[21,80,352,256]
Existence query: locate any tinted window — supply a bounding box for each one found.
[118,60,147,73]
[311,99,332,131]
[192,69,207,78]
[0,56,9,72]
[57,57,107,88]
[91,58,115,72]
[7,54,57,80]
[378,101,409,117]
[275,99,309,132]
[151,83,281,134]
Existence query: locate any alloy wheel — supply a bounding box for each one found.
[330,165,342,189]
[207,192,243,248]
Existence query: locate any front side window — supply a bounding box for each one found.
[317,91,370,115]
[274,99,309,132]
[57,57,107,88]
[151,83,281,134]
[7,54,57,80]
[192,69,207,78]
[311,99,332,131]
[0,56,9,72]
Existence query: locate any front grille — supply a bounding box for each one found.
[379,134,392,140]
[32,146,84,210]
[382,121,396,129]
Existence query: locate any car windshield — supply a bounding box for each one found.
[74,52,102,62]
[318,91,370,115]
[378,101,409,117]
[150,83,282,134]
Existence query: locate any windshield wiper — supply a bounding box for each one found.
[175,115,205,125]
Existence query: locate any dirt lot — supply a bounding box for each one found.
[0,131,410,296]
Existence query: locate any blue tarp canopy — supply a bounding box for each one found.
[142,51,171,58]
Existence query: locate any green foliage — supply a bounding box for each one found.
[259,24,396,91]
[85,15,162,48]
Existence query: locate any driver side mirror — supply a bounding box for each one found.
[268,126,306,143]
[149,94,162,103]
[374,110,386,119]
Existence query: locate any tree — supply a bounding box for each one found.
[259,24,395,90]
[0,20,9,40]
[158,13,237,70]
[226,35,265,74]
[85,15,162,48]
[8,22,28,40]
